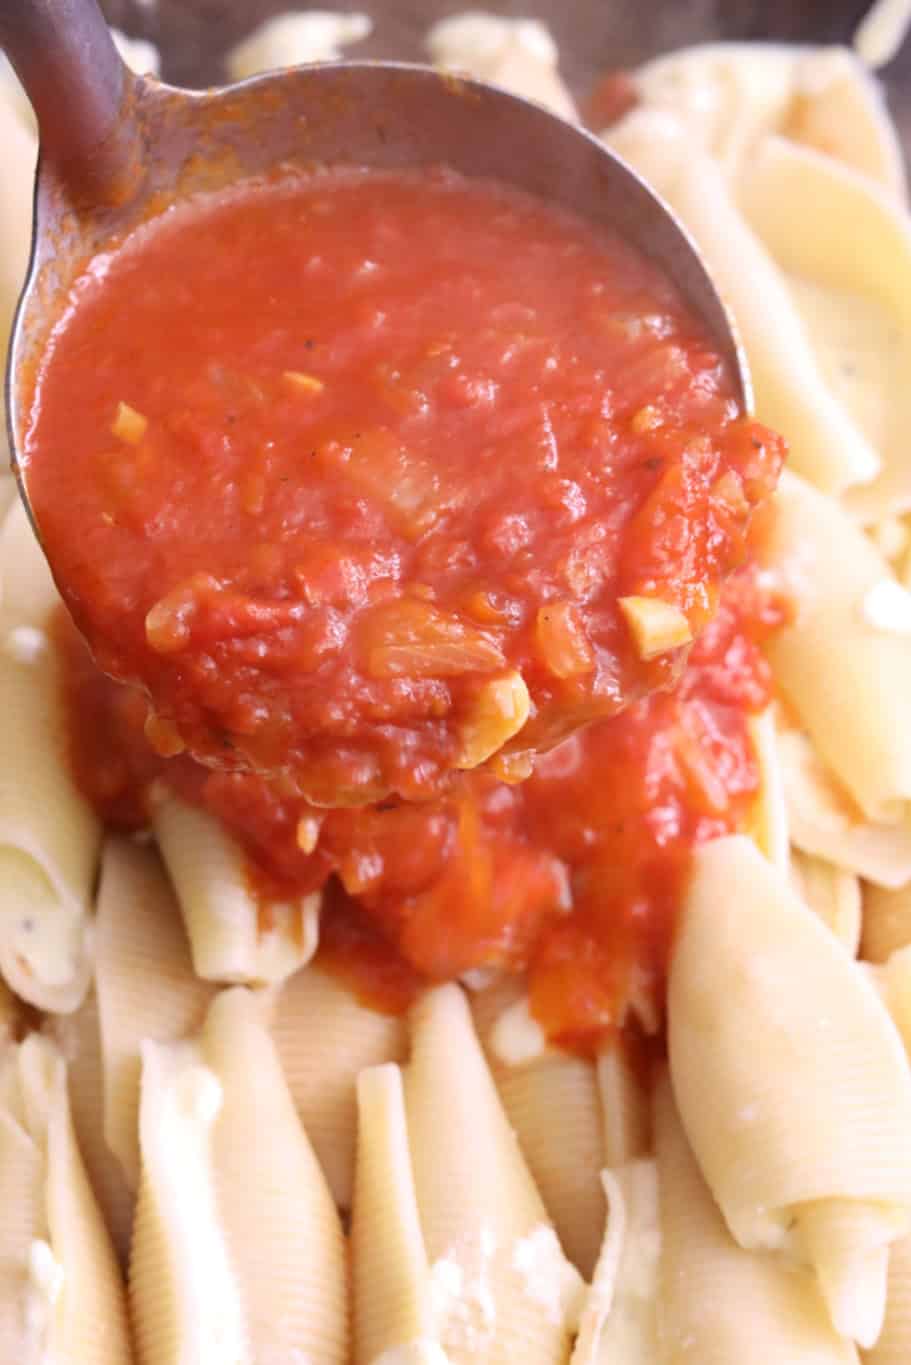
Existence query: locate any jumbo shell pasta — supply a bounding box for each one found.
[669,835,911,1345]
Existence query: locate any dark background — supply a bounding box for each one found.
[99,0,910,141]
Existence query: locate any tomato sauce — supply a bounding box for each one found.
[56,555,785,1052]
[30,168,782,805]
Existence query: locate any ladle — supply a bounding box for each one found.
[0,0,751,549]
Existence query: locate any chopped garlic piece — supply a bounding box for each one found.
[283,370,325,395]
[619,596,692,660]
[111,401,148,444]
[295,814,323,855]
[456,671,530,769]
[862,578,911,634]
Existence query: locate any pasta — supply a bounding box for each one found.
[404,985,583,1364]
[0,1034,132,1363]
[267,961,407,1209]
[130,986,349,1363]
[471,981,607,1278]
[668,835,911,1346]
[0,501,100,1012]
[1,6,911,1360]
[153,795,320,986]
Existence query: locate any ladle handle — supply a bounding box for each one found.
[0,0,140,203]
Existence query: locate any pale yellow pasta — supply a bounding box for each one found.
[605,116,879,495]
[762,470,911,820]
[570,1161,659,1365]
[0,83,35,384]
[865,1229,911,1364]
[353,1064,439,1364]
[737,135,911,524]
[227,10,371,78]
[654,1072,858,1364]
[130,987,348,1364]
[426,13,577,121]
[153,795,319,985]
[669,835,911,1344]
[631,41,905,195]
[854,0,911,71]
[405,985,582,1364]
[470,981,605,1278]
[47,991,135,1262]
[747,706,790,873]
[791,848,863,956]
[0,501,100,1012]
[596,1044,650,1167]
[863,881,911,962]
[0,1035,131,1363]
[777,728,911,888]
[95,837,215,1191]
[268,961,406,1208]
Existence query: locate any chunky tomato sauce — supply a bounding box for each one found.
[30,168,782,805]
[57,555,785,1051]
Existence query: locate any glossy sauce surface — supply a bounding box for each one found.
[30,168,782,804]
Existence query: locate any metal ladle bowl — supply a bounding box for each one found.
[0,0,751,548]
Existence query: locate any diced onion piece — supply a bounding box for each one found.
[283,370,325,396]
[535,602,595,679]
[619,596,692,660]
[111,401,147,445]
[456,671,530,769]
[365,599,505,679]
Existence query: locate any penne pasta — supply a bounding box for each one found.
[762,470,911,821]
[405,985,583,1364]
[0,1034,132,1363]
[130,987,349,1364]
[426,13,577,121]
[268,961,407,1209]
[227,10,371,78]
[352,1064,438,1364]
[669,835,911,1345]
[0,501,100,1012]
[94,836,215,1190]
[153,795,319,986]
[654,1071,858,1364]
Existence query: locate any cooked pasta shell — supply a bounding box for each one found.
[0,502,100,1013]
[0,91,35,367]
[763,471,911,820]
[405,985,582,1365]
[47,991,135,1262]
[654,1071,858,1364]
[228,11,371,78]
[268,962,406,1208]
[797,1197,902,1347]
[737,135,911,525]
[131,988,349,1364]
[791,848,862,955]
[0,1035,131,1363]
[96,837,215,1190]
[668,835,911,1341]
[352,1064,436,1364]
[153,796,319,985]
[596,1044,650,1167]
[129,1037,250,1365]
[571,1161,659,1364]
[203,987,349,1361]
[863,881,911,962]
[470,981,605,1277]
[426,14,577,122]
